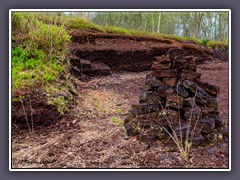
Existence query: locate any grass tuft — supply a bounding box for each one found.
[158,84,201,160]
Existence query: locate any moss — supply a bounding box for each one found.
[206,40,228,51]
[12,46,64,92]
[44,80,76,115]
[68,17,104,31]
[200,39,210,46]
[47,96,69,115]
[12,95,25,102]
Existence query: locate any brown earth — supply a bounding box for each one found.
[12,61,229,169]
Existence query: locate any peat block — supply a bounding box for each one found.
[139,91,165,104]
[171,60,187,70]
[138,129,158,143]
[183,106,202,122]
[201,107,219,118]
[179,79,198,94]
[193,57,204,64]
[153,69,179,78]
[154,55,171,64]
[174,123,192,137]
[190,134,205,147]
[152,62,171,70]
[186,64,197,71]
[139,103,160,114]
[183,98,195,108]
[169,48,184,61]
[195,88,212,105]
[214,115,224,128]
[145,75,163,88]
[184,55,194,62]
[124,123,139,137]
[166,95,183,109]
[195,80,220,95]
[163,78,177,87]
[176,85,189,98]
[181,70,201,81]
[199,117,215,133]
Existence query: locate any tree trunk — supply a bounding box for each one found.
[144,13,147,31]
[105,13,108,26]
[157,12,162,33]
[152,13,155,33]
[214,13,217,40]
[218,13,222,41]
[194,12,204,38]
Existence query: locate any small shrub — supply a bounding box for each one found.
[12,13,71,93]
[28,22,71,60]
[200,39,210,46]
[12,46,64,92]
[45,84,74,115]
[68,16,104,31]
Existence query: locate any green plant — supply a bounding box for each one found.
[29,23,71,60]
[11,46,64,92]
[68,17,103,31]
[12,95,25,102]
[44,83,74,115]
[12,13,71,93]
[206,40,228,51]
[48,96,68,115]
[111,116,123,125]
[104,26,133,35]
[116,108,123,114]
[200,39,210,46]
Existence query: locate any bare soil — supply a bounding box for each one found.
[12,61,229,169]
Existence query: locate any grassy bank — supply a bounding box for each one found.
[12,12,76,116]
[20,12,228,49]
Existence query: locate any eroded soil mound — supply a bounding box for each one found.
[12,80,77,130]
[12,87,61,130]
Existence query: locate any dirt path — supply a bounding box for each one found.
[12,62,229,169]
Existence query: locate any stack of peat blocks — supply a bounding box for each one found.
[124,48,227,147]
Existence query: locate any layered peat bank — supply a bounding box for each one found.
[12,30,229,169]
